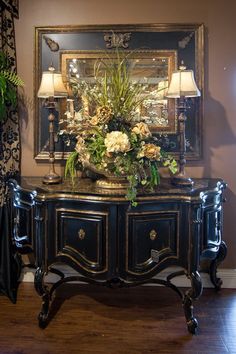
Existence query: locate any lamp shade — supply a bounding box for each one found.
[166,69,201,98]
[37,67,67,98]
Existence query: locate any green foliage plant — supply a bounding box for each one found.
[0,51,24,121]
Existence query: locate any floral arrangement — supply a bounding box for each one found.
[60,50,177,205]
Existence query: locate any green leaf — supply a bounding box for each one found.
[0,51,24,121]
[65,151,80,184]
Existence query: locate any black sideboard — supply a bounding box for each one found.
[9,177,227,333]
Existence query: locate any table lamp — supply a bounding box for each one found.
[166,62,201,187]
[37,65,67,184]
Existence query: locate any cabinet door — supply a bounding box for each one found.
[51,204,114,278]
[120,206,182,279]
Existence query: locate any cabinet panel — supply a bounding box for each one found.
[125,210,180,276]
[55,208,108,274]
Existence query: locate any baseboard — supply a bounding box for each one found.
[21,266,236,289]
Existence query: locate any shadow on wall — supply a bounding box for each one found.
[18,88,33,127]
[203,91,236,268]
[203,91,235,177]
[18,88,34,151]
[223,187,236,265]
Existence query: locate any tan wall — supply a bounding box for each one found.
[15,0,236,268]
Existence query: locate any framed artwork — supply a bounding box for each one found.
[34,24,204,160]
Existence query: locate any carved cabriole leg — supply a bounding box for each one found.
[183,271,203,334]
[34,199,50,327]
[209,241,227,290]
[34,267,50,328]
[183,202,203,334]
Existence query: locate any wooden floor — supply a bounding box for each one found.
[0,282,236,354]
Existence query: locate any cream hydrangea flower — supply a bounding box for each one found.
[104,131,131,153]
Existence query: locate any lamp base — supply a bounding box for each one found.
[171,173,194,187]
[43,172,62,185]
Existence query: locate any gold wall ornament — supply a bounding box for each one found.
[78,228,86,240]
[43,36,59,52]
[149,229,157,241]
[178,32,194,49]
[104,32,131,48]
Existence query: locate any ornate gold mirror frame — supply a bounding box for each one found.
[34,24,204,160]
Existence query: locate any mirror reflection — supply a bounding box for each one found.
[61,51,176,133]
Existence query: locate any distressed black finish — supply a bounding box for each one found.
[9,177,227,333]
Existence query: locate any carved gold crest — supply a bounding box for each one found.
[104,32,131,48]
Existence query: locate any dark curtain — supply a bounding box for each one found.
[0,0,22,303]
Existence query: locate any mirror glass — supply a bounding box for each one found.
[61,50,176,133]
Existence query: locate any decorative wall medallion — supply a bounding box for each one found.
[104,32,131,48]
[43,36,59,52]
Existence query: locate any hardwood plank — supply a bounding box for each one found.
[0,283,235,354]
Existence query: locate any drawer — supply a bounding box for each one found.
[124,210,180,276]
[55,208,108,275]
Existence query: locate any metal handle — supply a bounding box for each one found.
[149,229,157,241]
[78,228,86,240]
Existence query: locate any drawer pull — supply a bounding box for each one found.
[78,228,86,240]
[149,229,157,241]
